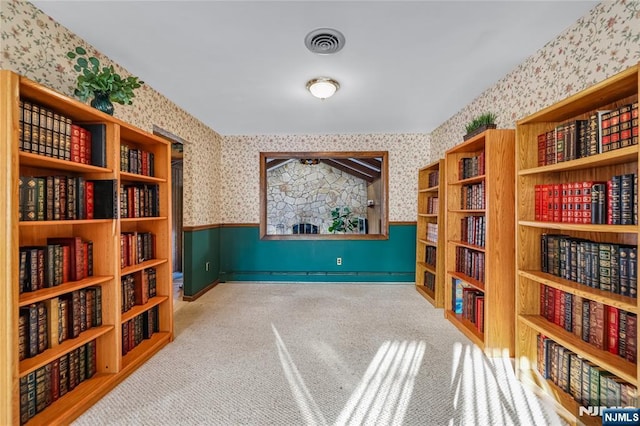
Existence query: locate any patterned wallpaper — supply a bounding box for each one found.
[3,0,638,225]
[430,0,640,158]
[221,134,431,223]
[0,0,221,226]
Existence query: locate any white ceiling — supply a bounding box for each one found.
[32,1,598,136]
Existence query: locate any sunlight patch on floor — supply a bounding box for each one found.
[273,324,426,425]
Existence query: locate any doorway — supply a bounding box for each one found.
[153,126,185,309]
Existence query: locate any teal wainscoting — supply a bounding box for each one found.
[219,224,416,282]
[183,226,220,297]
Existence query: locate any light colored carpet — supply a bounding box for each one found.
[72,283,563,426]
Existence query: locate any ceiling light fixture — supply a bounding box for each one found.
[306,77,340,100]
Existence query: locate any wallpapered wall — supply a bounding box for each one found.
[0,0,221,226]
[430,0,640,158]
[221,134,430,223]
[3,0,638,225]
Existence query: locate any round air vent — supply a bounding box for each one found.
[304,28,345,55]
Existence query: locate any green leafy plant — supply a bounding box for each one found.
[67,46,144,105]
[328,207,358,233]
[465,112,497,134]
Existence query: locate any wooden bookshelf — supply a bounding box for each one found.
[444,129,515,356]
[515,64,639,425]
[415,159,445,307]
[0,70,173,425]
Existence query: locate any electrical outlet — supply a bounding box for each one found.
[206,261,210,271]
[336,257,342,266]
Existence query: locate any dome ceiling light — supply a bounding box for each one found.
[306,77,340,100]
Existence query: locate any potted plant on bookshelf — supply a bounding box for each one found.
[328,206,358,233]
[463,112,497,140]
[67,46,144,115]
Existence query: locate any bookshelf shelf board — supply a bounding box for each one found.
[448,209,485,214]
[518,145,638,176]
[420,185,439,193]
[18,275,114,307]
[24,373,117,426]
[449,174,486,186]
[417,262,436,274]
[518,220,638,234]
[448,240,486,253]
[444,310,484,346]
[121,331,172,372]
[19,78,114,122]
[121,258,169,276]
[19,152,113,174]
[519,314,637,385]
[418,238,438,247]
[119,171,167,184]
[119,123,170,149]
[518,270,638,313]
[419,213,438,218]
[120,216,169,223]
[19,325,114,376]
[19,219,114,227]
[121,296,169,323]
[448,271,485,292]
[415,285,436,304]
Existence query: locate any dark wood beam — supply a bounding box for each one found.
[331,158,381,179]
[321,159,375,182]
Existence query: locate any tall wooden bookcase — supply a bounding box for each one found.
[444,129,516,356]
[515,64,639,425]
[415,159,445,308]
[0,70,173,425]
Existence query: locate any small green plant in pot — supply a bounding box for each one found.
[67,46,144,115]
[328,207,358,233]
[464,112,497,140]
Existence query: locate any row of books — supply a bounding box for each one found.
[121,232,156,269]
[122,306,160,356]
[19,176,119,221]
[537,335,637,409]
[426,223,438,243]
[460,215,485,247]
[541,234,637,298]
[19,340,97,424]
[534,173,638,225]
[536,102,638,166]
[19,288,102,361]
[458,152,485,180]
[427,196,439,214]
[19,100,107,167]
[460,182,485,210]
[120,184,161,218]
[19,238,93,293]
[455,246,485,283]
[121,268,158,313]
[423,271,436,293]
[425,246,437,267]
[452,278,484,333]
[540,285,636,363]
[427,170,439,188]
[120,144,155,177]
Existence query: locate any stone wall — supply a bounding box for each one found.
[266,161,368,234]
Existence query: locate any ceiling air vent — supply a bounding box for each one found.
[304,28,345,55]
